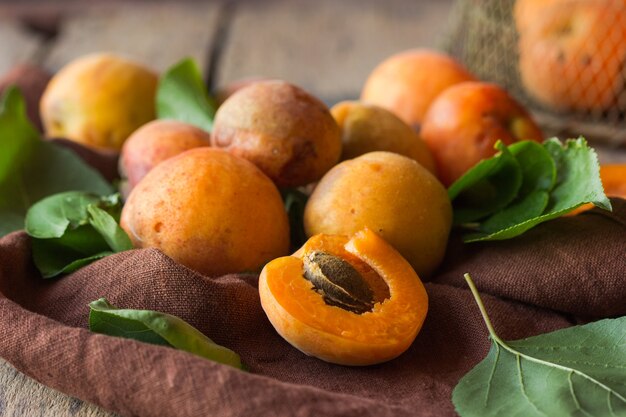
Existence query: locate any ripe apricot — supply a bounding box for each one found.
[304,152,451,278]
[40,53,158,151]
[517,0,626,112]
[360,49,476,129]
[211,81,341,187]
[514,0,564,33]
[259,228,428,366]
[421,81,543,186]
[330,101,437,175]
[119,120,211,198]
[120,148,289,276]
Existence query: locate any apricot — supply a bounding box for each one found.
[421,81,543,186]
[119,120,211,198]
[330,101,437,175]
[517,0,626,112]
[304,152,451,278]
[211,80,342,187]
[360,49,476,130]
[120,148,289,276]
[259,228,428,366]
[40,53,158,151]
[513,0,565,33]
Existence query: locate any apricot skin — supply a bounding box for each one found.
[331,101,437,175]
[119,120,211,198]
[259,229,428,366]
[304,152,452,278]
[211,81,342,187]
[40,53,158,151]
[120,148,290,277]
[360,49,475,129]
[421,82,543,187]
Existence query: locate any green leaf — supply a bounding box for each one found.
[479,141,555,234]
[0,86,37,182]
[281,188,309,251]
[87,205,133,252]
[448,141,523,225]
[89,298,243,369]
[25,192,131,278]
[156,58,216,132]
[477,191,550,236]
[0,88,113,236]
[453,274,626,417]
[32,239,112,278]
[544,137,611,213]
[25,192,101,238]
[509,141,557,197]
[465,138,611,242]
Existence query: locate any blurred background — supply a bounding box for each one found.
[0,0,625,158]
[0,0,453,103]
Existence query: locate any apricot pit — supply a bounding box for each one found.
[303,251,375,314]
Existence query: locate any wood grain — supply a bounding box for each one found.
[0,359,117,417]
[44,2,221,73]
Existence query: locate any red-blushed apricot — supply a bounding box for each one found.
[360,49,476,129]
[304,151,451,278]
[119,120,211,198]
[40,53,158,151]
[421,81,543,187]
[211,80,342,187]
[259,228,428,366]
[330,101,437,175]
[120,148,289,276]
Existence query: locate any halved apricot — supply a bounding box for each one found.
[259,228,428,366]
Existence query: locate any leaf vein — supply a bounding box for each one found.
[517,354,548,416]
[485,344,500,407]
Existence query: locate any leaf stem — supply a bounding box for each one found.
[464,273,505,345]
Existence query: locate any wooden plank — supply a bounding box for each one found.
[0,358,117,417]
[0,19,41,75]
[216,0,454,103]
[44,2,222,73]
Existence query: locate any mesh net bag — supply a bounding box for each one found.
[444,0,626,145]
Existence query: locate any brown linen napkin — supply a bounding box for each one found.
[433,199,626,318]
[0,231,573,417]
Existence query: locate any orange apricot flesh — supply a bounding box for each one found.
[259,228,428,366]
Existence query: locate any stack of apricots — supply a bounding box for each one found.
[38,49,626,366]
